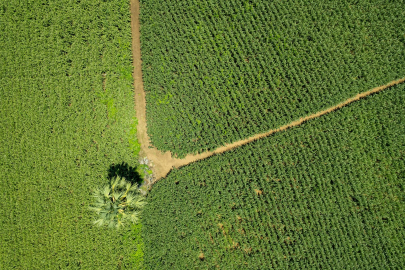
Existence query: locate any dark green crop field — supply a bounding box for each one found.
[0,0,143,268]
[143,83,405,269]
[140,0,405,157]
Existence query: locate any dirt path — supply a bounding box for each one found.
[130,0,182,182]
[163,77,405,179]
[131,0,404,185]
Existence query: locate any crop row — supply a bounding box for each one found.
[0,0,142,268]
[140,0,405,157]
[142,83,405,269]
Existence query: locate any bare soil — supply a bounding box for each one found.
[130,0,187,183]
[131,0,405,187]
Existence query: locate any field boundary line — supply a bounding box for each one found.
[130,1,405,184]
[130,0,178,184]
[162,77,405,180]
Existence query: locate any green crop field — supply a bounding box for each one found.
[140,0,405,157]
[0,0,143,269]
[2,0,405,269]
[143,84,405,269]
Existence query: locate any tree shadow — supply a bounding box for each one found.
[108,162,143,187]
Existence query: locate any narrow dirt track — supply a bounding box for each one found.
[130,0,405,185]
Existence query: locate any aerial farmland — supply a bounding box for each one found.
[1,0,404,269]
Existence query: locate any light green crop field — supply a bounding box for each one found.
[143,83,405,269]
[0,0,143,269]
[140,0,405,157]
[2,0,405,269]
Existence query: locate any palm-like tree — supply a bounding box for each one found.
[89,176,146,229]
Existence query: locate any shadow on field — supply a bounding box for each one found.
[108,162,142,186]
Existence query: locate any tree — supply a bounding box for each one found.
[89,176,146,229]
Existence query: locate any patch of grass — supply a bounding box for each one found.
[129,117,141,157]
[124,223,145,269]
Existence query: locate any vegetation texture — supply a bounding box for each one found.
[140,0,405,157]
[89,176,146,229]
[0,0,143,268]
[143,84,405,269]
